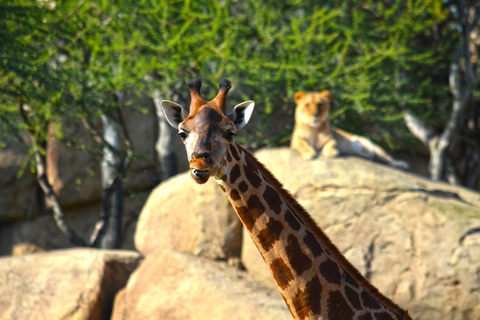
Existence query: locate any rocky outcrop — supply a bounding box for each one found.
[134,174,242,260]
[2,147,479,319]
[123,147,480,320]
[111,250,289,320]
[0,138,37,223]
[242,148,480,319]
[0,248,141,320]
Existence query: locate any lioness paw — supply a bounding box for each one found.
[302,150,317,160]
[321,140,339,158]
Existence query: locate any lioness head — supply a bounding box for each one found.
[294,91,334,127]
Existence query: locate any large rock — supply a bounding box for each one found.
[0,138,37,223]
[135,173,242,260]
[0,248,141,320]
[111,250,290,320]
[242,148,480,320]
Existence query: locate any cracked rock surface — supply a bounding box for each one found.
[242,147,480,320]
[116,147,479,320]
[0,249,141,320]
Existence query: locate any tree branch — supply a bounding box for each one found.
[403,111,433,146]
[444,57,470,148]
[19,102,86,247]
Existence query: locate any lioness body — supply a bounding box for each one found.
[291,91,409,170]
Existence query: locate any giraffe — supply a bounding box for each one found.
[161,78,412,320]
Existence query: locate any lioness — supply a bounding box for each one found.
[291,91,409,170]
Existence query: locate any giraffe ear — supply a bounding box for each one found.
[227,100,255,130]
[161,100,188,129]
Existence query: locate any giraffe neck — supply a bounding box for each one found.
[215,143,410,320]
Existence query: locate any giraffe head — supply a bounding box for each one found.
[161,78,255,184]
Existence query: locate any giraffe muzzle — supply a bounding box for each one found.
[191,168,210,184]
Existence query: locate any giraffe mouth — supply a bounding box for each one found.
[190,168,211,184]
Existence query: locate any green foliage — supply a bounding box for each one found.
[0,0,455,154]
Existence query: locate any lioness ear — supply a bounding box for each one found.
[161,100,188,129]
[321,90,334,103]
[294,91,305,103]
[227,100,255,130]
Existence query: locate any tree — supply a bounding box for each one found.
[1,0,140,247]
[0,1,89,245]
[2,0,478,253]
[404,0,480,188]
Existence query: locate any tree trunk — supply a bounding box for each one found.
[404,58,469,183]
[19,103,86,246]
[35,143,87,246]
[153,88,178,181]
[98,106,124,249]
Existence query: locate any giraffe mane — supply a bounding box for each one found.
[236,144,409,318]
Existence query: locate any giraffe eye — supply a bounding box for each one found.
[178,131,188,141]
[225,130,236,142]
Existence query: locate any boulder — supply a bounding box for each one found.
[0,138,37,223]
[0,248,141,320]
[241,148,480,320]
[135,173,242,260]
[111,250,290,320]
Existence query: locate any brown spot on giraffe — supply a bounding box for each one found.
[238,180,249,193]
[243,154,262,188]
[270,257,294,290]
[319,259,342,285]
[345,285,362,310]
[257,218,284,252]
[229,164,241,184]
[328,290,355,319]
[305,276,322,315]
[291,288,312,319]
[303,229,324,258]
[263,185,282,214]
[285,208,301,231]
[226,148,232,162]
[230,189,241,201]
[361,290,382,310]
[286,234,312,276]
[235,194,266,232]
[229,143,240,161]
[345,271,360,289]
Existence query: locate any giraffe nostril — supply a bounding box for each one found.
[197,152,211,160]
[192,152,210,160]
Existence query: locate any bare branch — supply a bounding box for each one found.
[19,102,86,247]
[444,58,470,147]
[403,111,433,146]
[455,0,476,86]
[114,91,133,171]
[80,117,103,144]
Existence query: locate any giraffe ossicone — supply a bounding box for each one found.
[161,78,412,320]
